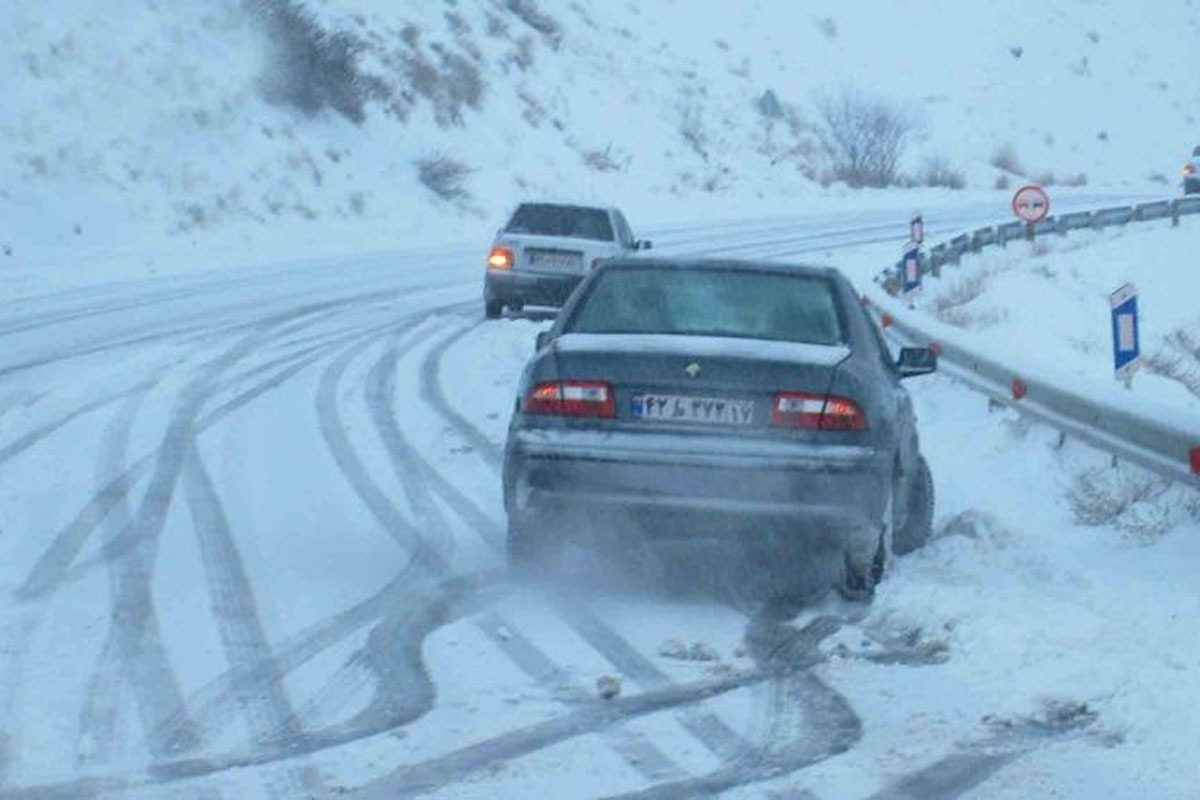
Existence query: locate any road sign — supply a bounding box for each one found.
[901,245,921,296]
[1012,185,1050,223]
[910,214,924,245]
[1110,283,1140,383]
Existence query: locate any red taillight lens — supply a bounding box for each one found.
[1184,164,1196,177]
[525,381,616,418]
[772,392,867,431]
[488,247,514,270]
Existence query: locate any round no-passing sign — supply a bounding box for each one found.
[1012,184,1050,223]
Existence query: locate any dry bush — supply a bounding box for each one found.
[679,100,708,160]
[251,0,388,124]
[581,144,626,172]
[1033,170,1057,186]
[504,0,563,49]
[1061,172,1088,187]
[990,143,1025,176]
[994,173,1011,190]
[415,154,473,201]
[920,156,966,189]
[511,34,536,71]
[1144,327,1200,398]
[814,17,838,38]
[1068,464,1189,541]
[814,87,916,188]
[932,271,989,315]
[401,48,485,127]
[485,12,508,37]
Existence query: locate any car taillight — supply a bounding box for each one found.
[525,381,616,418]
[772,392,867,431]
[488,247,514,270]
[1184,164,1196,177]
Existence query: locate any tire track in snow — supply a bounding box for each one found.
[181,446,324,799]
[474,612,687,784]
[72,304,351,769]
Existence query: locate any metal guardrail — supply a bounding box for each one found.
[872,196,1200,487]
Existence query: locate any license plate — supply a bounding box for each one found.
[528,251,580,270]
[631,394,754,426]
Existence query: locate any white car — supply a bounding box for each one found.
[1184,146,1200,195]
[483,202,652,318]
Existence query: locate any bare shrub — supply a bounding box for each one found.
[920,156,966,189]
[679,101,708,160]
[511,34,536,71]
[814,17,838,38]
[1144,327,1200,398]
[932,271,989,317]
[415,154,473,201]
[401,48,485,126]
[1033,170,1057,186]
[994,173,1011,190]
[445,11,471,36]
[814,87,916,188]
[485,12,508,38]
[581,144,627,172]
[1148,172,1169,185]
[251,0,387,124]
[504,0,563,49]
[1061,172,1088,187]
[1068,464,1178,540]
[990,143,1025,176]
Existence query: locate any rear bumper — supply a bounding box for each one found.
[504,427,889,552]
[1184,177,1200,195]
[484,269,583,308]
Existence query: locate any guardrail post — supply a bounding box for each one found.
[1172,199,1180,228]
[1024,222,1035,242]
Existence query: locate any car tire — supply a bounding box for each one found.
[485,299,503,319]
[893,456,934,556]
[839,479,895,601]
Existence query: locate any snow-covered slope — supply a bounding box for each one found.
[908,217,1200,416]
[3,0,1199,290]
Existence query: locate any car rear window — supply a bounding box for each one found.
[505,204,615,242]
[564,266,844,345]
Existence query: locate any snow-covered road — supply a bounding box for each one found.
[2,195,1195,800]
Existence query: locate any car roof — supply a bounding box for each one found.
[597,256,838,281]
[514,201,618,214]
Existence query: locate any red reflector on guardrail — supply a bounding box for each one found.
[880,312,893,329]
[1190,447,1200,475]
[1011,378,1028,400]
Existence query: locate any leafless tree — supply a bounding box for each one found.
[815,87,916,187]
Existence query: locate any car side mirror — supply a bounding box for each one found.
[634,239,653,251]
[897,346,937,378]
[535,331,552,350]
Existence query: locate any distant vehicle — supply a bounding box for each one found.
[502,257,938,599]
[1184,146,1200,195]
[483,202,652,319]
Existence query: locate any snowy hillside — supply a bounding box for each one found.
[2,0,1199,290]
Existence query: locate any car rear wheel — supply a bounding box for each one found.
[840,482,894,600]
[893,456,934,556]
[485,299,503,319]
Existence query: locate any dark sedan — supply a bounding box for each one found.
[502,257,937,598]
